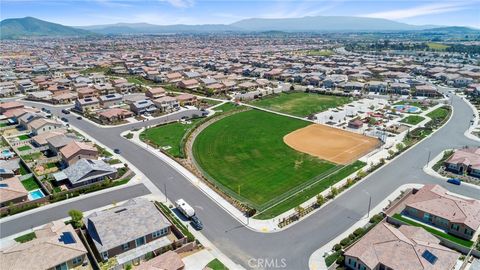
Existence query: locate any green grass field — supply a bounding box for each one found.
[427,42,450,51]
[141,119,202,158]
[249,92,351,117]
[427,107,450,121]
[213,102,239,113]
[400,115,425,125]
[193,109,341,209]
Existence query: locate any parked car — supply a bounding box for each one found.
[114,148,120,154]
[61,109,70,114]
[190,215,203,230]
[76,116,82,120]
[60,117,69,122]
[447,178,461,185]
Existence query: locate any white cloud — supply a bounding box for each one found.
[362,2,471,20]
[162,0,195,8]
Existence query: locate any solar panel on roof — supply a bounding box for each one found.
[58,232,76,244]
[422,250,438,265]
[0,183,8,188]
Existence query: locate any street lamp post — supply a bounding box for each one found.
[363,190,372,218]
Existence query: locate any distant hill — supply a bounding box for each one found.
[79,23,238,34]
[421,26,480,33]
[229,16,431,32]
[0,17,93,39]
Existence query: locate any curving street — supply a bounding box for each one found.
[2,92,480,269]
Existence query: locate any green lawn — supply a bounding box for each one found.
[213,102,240,113]
[400,115,425,125]
[17,145,32,151]
[19,162,30,175]
[427,107,450,121]
[193,109,340,209]
[17,135,30,141]
[206,259,229,270]
[14,232,36,243]
[392,214,473,247]
[21,177,40,191]
[0,122,7,127]
[255,160,365,219]
[427,42,450,51]
[249,92,351,117]
[95,145,113,157]
[200,99,222,107]
[141,119,202,158]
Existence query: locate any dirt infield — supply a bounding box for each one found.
[283,124,380,165]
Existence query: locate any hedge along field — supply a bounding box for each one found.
[192,109,340,209]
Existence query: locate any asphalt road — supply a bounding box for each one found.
[4,94,480,269]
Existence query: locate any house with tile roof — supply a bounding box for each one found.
[0,176,28,207]
[29,118,64,135]
[402,184,480,240]
[344,222,459,270]
[0,221,89,270]
[60,141,98,166]
[445,147,480,177]
[84,198,173,266]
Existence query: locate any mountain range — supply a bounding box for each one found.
[1,16,478,39]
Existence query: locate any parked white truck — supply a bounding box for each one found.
[175,199,195,218]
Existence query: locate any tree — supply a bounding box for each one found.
[396,143,405,152]
[330,186,339,198]
[289,85,295,91]
[295,206,305,216]
[388,149,395,157]
[316,194,325,206]
[68,209,84,228]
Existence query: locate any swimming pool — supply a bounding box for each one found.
[393,104,421,113]
[28,189,45,200]
[1,149,14,159]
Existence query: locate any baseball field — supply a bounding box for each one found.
[192,109,375,211]
[284,124,380,164]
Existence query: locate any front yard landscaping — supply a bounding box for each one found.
[400,115,425,125]
[21,176,40,191]
[14,232,36,243]
[21,152,43,162]
[392,213,473,247]
[427,106,451,123]
[206,259,229,270]
[248,92,351,117]
[96,144,113,157]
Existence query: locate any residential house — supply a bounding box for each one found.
[0,176,28,207]
[445,147,480,177]
[75,97,100,113]
[344,222,459,270]
[0,101,24,114]
[402,184,480,240]
[415,85,441,97]
[29,118,64,135]
[153,96,179,112]
[178,79,200,90]
[99,93,123,108]
[98,108,133,124]
[53,158,116,188]
[0,221,89,270]
[16,79,38,93]
[129,99,158,115]
[60,141,98,166]
[77,87,98,99]
[84,198,173,265]
[176,93,197,106]
[166,72,183,83]
[146,87,166,99]
[367,81,388,93]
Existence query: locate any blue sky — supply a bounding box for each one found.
[1,0,479,27]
